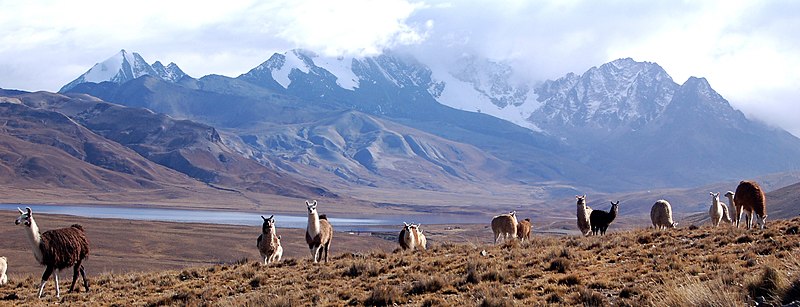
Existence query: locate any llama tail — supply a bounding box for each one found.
[70,224,85,231]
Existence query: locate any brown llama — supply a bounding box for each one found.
[305,200,333,263]
[517,218,532,243]
[491,211,518,244]
[257,215,283,265]
[15,207,89,298]
[733,180,767,229]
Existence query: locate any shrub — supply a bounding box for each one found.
[363,284,403,306]
[548,257,571,273]
[558,274,581,286]
[650,279,743,306]
[747,266,789,304]
[408,276,445,295]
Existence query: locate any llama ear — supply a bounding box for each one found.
[261,215,267,221]
[26,207,32,215]
[305,200,311,206]
[269,215,274,220]
[312,200,317,206]
[17,207,23,214]
[403,222,409,227]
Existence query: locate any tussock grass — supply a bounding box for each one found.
[2,219,800,305]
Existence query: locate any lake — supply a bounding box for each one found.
[0,204,395,230]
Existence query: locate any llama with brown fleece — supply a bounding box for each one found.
[305,200,333,263]
[257,215,283,265]
[517,218,532,243]
[491,211,518,244]
[15,207,89,298]
[0,256,7,285]
[733,181,768,229]
[576,195,592,236]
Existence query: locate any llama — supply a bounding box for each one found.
[256,215,282,265]
[709,192,724,227]
[414,225,427,250]
[517,218,532,243]
[651,200,677,230]
[399,222,427,250]
[576,195,592,236]
[491,211,518,244]
[0,256,7,285]
[722,191,735,225]
[733,181,768,229]
[305,200,333,263]
[15,207,89,298]
[590,201,619,235]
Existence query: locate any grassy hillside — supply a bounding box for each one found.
[1,216,799,306]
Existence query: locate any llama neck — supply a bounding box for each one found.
[712,198,722,210]
[307,212,320,237]
[25,217,44,263]
[404,229,416,248]
[725,195,735,208]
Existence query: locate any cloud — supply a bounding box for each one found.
[0,0,798,136]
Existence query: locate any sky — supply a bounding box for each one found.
[1,0,798,135]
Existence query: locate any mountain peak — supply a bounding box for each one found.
[59,50,190,93]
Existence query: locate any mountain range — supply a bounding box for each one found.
[3,48,799,217]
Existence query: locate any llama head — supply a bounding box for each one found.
[261,215,275,232]
[402,222,413,233]
[756,214,768,229]
[509,211,516,217]
[710,192,720,202]
[14,207,33,226]
[724,191,735,198]
[305,200,318,215]
[576,195,586,205]
[611,201,620,210]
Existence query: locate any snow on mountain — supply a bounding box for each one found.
[530,58,678,134]
[59,49,190,92]
[248,50,359,90]
[428,55,542,131]
[152,61,187,83]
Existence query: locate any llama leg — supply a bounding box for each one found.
[78,265,89,292]
[747,212,753,229]
[311,246,321,263]
[54,273,60,298]
[324,242,330,263]
[69,260,82,292]
[39,266,54,298]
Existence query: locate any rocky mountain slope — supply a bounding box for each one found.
[0,89,333,200]
[59,50,800,194]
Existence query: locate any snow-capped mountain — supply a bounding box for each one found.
[61,49,800,191]
[530,58,678,138]
[59,50,189,92]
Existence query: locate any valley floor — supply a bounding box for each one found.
[0,212,799,306]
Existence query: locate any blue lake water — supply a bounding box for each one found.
[0,204,395,230]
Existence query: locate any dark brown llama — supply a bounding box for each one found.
[733,180,767,229]
[15,207,90,298]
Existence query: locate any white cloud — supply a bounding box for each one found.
[0,0,798,136]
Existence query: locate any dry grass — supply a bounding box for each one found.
[2,217,800,305]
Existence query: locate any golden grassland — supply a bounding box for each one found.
[1,217,800,306]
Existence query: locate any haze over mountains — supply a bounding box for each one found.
[2,48,799,218]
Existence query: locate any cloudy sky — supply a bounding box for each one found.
[1,0,798,135]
